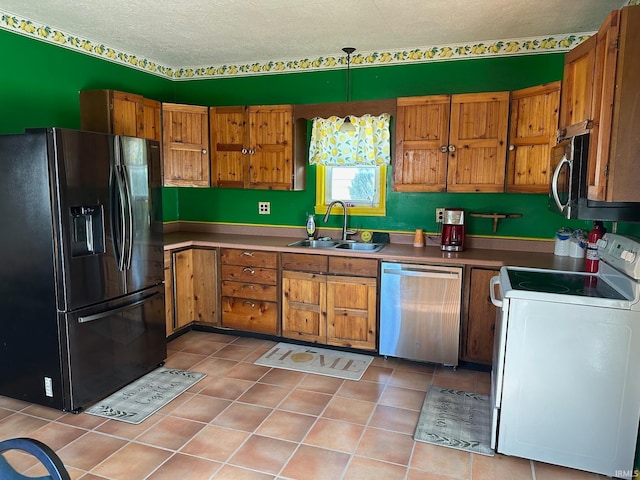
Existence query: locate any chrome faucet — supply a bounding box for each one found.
[323,200,349,241]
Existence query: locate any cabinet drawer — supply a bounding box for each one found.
[221,248,278,268]
[221,297,278,334]
[221,264,277,285]
[329,257,378,277]
[221,280,278,302]
[281,253,329,273]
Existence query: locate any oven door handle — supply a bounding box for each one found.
[490,276,503,307]
[551,154,570,212]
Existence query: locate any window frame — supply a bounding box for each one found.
[314,164,387,216]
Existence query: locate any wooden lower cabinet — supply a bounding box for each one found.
[164,250,174,336]
[461,267,498,364]
[220,248,279,335]
[166,247,218,336]
[282,271,327,343]
[281,253,378,351]
[326,275,377,350]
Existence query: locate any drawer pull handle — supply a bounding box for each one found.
[243,267,255,274]
[242,251,254,257]
[243,300,255,308]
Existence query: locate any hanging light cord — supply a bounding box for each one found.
[342,47,355,102]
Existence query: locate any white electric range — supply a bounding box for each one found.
[490,233,640,479]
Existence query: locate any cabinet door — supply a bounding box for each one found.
[447,92,509,192]
[326,275,377,351]
[394,95,450,192]
[506,82,560,193]
[248,105,294,190]
[111,91,140,138]
[174,248,218,328]
[558,35,596,131]
[140,97,162,142]
[164,250,174,336]
[282,271,327,343]
[162,103,210,187]
[462,268,498,364]
[210,106,249,188]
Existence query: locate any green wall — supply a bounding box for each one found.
[1,28,638,239]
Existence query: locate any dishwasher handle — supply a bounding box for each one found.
[489,276,503,307]
[382,267,460,279]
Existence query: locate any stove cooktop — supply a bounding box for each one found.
[506,269,627,300]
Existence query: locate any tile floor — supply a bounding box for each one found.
[0,330,609,479]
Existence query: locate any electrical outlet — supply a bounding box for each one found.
[436,208,445,223]
[258,202,270,215]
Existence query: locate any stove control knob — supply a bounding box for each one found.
[621,250,636,263]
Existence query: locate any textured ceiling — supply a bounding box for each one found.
[0,0,629,68]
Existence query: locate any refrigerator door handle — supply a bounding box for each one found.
[120,163,134,270]
[77,290,161,324]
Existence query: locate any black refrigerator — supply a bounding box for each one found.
[0,128,166,412]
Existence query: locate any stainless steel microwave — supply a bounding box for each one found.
[549,133,640,222]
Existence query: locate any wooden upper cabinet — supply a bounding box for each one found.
[447,92,510,192]
[558,34,596,133]
[210,104,297,190]
[506,82,561,193]
[80,90,161,141]
[394,95,450,192]
[162,103,210,187]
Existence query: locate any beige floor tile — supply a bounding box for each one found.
[58,432,127,471]
[471,453,533,480]
[94,414,161,440]
[135,415,205,450]
[0,413,51,440]
[211,402,272,432]
[379,385,427,410]
[224,362,271,381]
[170,393,230,423]
[259,367,306,388]
[407,469,461,479]
[369,404,421,435]
[303,417,364,453]
[30,422,87,451]
[322,396,375,425]
[145,453,221,480]
[356,427,415,466]
[280,444,350,480]
[162,351,207,370]
[179,338,227,356]
[197,375,254,400]
[296,374,344,394]
[360,365,395,384]
[278,388,332,415]
[91,442,172,480]
[343,456,408,480]
[213,464,275,479]
[411,442,471,479]
[229,434,297,474]
[189,356,238,377]
[237,382,290,407]
[181,424,249,462]
[337,379,386,402]
[388,369,433,391]
[211,343,254,361]
[255,410,316,442]
[21,404,66,421]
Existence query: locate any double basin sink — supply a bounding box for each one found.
[287,239,385,253]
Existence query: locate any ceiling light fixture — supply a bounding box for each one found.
[341,47,356,133]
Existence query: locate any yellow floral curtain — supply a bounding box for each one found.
[308,113,391,166]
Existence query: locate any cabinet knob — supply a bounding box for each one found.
[242,267,255,274]
[448,145,456,152]
[248,148,255,155]
[201,149,207,154]
[241,148,248,154]
[508,145,515,151]
[243,300,256,308]
[241,251,254,257]
[440,145,448,153]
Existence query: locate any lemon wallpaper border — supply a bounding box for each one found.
[0,4,634,80]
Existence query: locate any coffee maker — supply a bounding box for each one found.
[441,209,465,251]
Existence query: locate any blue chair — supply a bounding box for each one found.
[0,437,70,480]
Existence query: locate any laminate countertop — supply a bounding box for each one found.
[164,231,586,272]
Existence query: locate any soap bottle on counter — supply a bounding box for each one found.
[306,214,316,240]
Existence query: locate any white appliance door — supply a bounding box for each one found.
[497,298,640,479]
[489,275,508,450]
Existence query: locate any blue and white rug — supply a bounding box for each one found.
[414,386,494,456]
[85,368,206,424]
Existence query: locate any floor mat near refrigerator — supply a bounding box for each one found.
[84,367,206,424]
[414,386,494,456]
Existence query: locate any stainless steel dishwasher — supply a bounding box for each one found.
[379,262,463,366]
